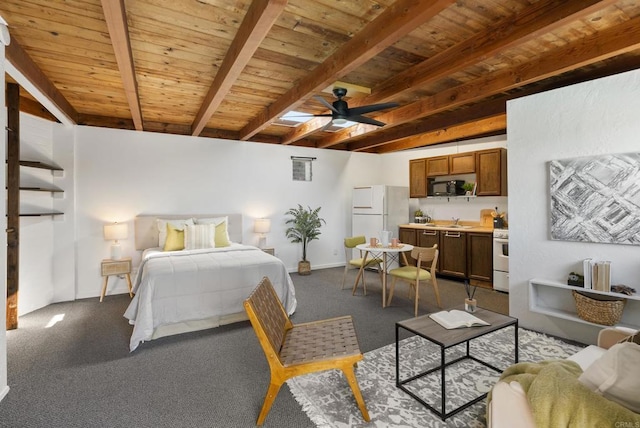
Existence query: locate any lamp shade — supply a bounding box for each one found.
[104,222,128,241]
[254,218,271,234]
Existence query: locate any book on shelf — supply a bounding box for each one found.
[583,258,611,292]
[429,309,490,329]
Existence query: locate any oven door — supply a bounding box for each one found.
[493,237,509,272]
[493,270,509,292]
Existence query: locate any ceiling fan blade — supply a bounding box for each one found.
[282,113,333,117]
[349,115,386,127]
[348,102,399,116]
[314,95,340,114]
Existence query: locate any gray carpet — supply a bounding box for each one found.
[0,267,509,427]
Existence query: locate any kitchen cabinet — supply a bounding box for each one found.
[467,232,493,282]
[426,156,449,177]
[476,148,507,196]
[449,152,476,174]
[399,227,418,266]
[417,229,440,271]
[439,230,467,278]
[409,158,427,198]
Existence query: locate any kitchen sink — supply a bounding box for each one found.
[433,224,473,229]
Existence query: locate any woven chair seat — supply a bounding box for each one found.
[280,316,361,366]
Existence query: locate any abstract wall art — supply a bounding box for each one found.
[549,152,640,245]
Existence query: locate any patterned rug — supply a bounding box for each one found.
[287,327,584,427]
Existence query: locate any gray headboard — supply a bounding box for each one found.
[134,213,243,250]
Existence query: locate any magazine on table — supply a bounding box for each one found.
[429,309,490,329]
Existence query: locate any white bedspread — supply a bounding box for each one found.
[124,244,296,351]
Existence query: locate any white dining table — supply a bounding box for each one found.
[354,243,414,308]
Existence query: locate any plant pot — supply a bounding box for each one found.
[298,260,311,275]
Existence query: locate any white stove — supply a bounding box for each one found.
[493,229,509,292]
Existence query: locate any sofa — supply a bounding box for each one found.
[487,327,640,428]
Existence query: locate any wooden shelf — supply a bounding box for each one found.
[529,278,640,330]
[19,212,64,217]
[19,160,63,171]
[19,186,64,193]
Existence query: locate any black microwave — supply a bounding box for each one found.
[428,179,465,196]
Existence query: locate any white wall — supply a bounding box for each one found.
[72,126,384,299]
[508,68,640,345]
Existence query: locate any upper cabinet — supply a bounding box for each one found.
[409,159,427,198]
[449,152,476,174]
[426,156,449,176]
[408,148,507,198]
[476,148,507,196]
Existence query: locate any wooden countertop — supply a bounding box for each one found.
[399,223,494,233]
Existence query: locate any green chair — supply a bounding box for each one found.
[387,245,441,316]
[342,236,382,294]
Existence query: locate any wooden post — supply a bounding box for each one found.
[6,83,20,330]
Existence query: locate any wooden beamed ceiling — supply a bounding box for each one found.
[2,0,640,153]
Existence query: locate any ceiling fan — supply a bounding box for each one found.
[291,87,398,127]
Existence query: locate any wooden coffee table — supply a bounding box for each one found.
[395,306,518,420]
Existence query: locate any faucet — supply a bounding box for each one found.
[452,217,460,225]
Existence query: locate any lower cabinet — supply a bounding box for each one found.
[399,227,493,283]
[439,230,467,278]
[467,232,493,282]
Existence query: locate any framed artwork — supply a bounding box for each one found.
[549,152,640,245]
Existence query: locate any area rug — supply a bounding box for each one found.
[287,327,584,427]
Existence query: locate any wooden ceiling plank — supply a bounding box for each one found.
[101,0,143,131]
[238,0,456,141]
[191,0,287,136]
[5,39,78,125]
[365,0,619,105]
[316,12,640,149]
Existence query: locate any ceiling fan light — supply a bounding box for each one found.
[333,118,347,125]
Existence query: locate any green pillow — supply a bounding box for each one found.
[163,224,185,251]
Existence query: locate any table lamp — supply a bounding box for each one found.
[104,222,128,260]
[254,218,271,249]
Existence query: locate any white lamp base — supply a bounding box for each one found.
[111,243,122,260]
[258,236,267,249]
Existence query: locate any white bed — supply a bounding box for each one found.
[124,214,297,352]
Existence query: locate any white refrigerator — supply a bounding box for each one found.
[352,185,409,248]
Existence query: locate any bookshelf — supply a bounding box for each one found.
[529,278,640,330]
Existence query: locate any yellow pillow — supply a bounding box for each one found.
[215,221,231,247]
[163,224,185,251]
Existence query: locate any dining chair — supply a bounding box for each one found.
[244,277,370,425]
[342,235,382,294]
[386,244,441,317]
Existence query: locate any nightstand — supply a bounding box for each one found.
[262,247,275,256]
[100,257,133,302]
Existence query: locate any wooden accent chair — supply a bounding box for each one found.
[387,245,441,317]
[341,235,382,294]
[244,277,371,425]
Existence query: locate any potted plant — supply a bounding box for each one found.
[285,205,326,275]
[463,182,475,195]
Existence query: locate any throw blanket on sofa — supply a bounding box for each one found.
[489,360,640,428]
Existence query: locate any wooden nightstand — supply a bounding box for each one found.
[262,247,275,256]
[100,257,133,302]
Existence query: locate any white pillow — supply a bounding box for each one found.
[195,216,231,246]
[578,342,640,412]
[184,224,216,250]
[157,218,194,248]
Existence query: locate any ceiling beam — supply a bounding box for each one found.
[349,97,508,152]
[281,117,330,145]
[191,0,287,136]
[315,13,640,149]
[367,114,507,153]
[362,0,618,105]
[5,39,78,125]
[238,0,455,141]
[101,0,143,131]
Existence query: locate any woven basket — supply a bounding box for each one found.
[572,290,626,326]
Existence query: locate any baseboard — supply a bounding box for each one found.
[287,262,344,273]
[0,385,10,402]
